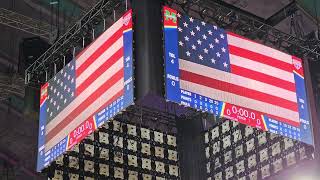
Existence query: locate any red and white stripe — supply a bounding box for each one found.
[179,32,300,126]
[45,17,125,150]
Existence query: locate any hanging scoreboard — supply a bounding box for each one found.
[163,6,313,145]
[37,10,134,172]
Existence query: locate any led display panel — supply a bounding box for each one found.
[37,10,133,171]
[163,6,313,145]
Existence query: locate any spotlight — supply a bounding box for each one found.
[169,165,179,177]
[68,156,79,169]
[99,164,109,176]
[52,170,63,180]
[141,128,151,140]
[84,160,94,173]
[127,139,137,152]
[236,160,245,174]
[99,131,109,144]
[141,142,151,155]
[154,131,164,144]
[69,173,79,180]
[155,146,165,158]
[167,134,177,147]
[221,121,230,134]
[127,124,137,136]
[142,158,152,170]
[168,149,178,161]
[128,170,138,180]
[128,154,138,167]
[155,161,165,173]
[114,167,124,179]
[99,148,109,160]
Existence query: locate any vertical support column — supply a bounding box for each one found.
[304,59,320,160]
[177,115,206,180]
[132,0,164,99]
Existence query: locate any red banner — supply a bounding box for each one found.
[163,6,177,27]
[222,103,266,131]
[67,117,96,149]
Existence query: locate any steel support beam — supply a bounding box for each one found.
[25,0,125,85]
[0,8,53,40]
[266,1,299,26]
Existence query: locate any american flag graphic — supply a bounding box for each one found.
[174,12,300,126]
[40,11,132,151]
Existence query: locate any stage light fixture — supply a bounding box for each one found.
[55,155,64,166]
[128,170,138,180]
[167,134,177,147]
[84,144,94,157]
[205,146,211,159]
[235,144,243,158]
[127,139,137,152]
[205,132,210,143]
[248,154,257,169]
[142,173,152,180]
[114,151,124,164]
[206,162,211,173]
[236,160,245,174]
[99,147,109,160]
[261,164,271,179]
[284,138,294,150]
[99,164,109,176]
[169,165,179,177]
[154,131,164,144]
[271,142,281,156]
[214,172,223,180]
[211,127,219,140]
[225,166,234,179]
[259,149,268,162]
[113,120,122,132]
[246,138,255,153]
[69,173,79,180]
[272,158,283,173]
[127,124,137,136]
[113,135,123,148]
[224,150,232,164]
[214,157,222,169]
[221,120,230,134]
[245,126,254,137]
[84,160,94,173]
[68,156,79,169]
[99,131,109,144]
[212,141,221,155]
[286,152,296,166]
[223,135,231,149]
[155,146,165,158]
[128,154,138,167]
[257,132,267,145]
[249,170,258,180]
[141,127,151,140]
[52,170,63,180]
[233,129,242,143]
[114,167,124,179]
[155,161,165,173]
[141,142,151,155]
[142,158,152,170]
[168,149,178,161]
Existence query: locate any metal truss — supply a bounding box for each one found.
[165,0,320,61]
[0,73,25,101]
[0,8,53,40]
[25,0,125,85]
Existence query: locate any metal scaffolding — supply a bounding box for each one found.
[0,8,54,40]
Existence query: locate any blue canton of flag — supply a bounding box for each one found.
[46,60,76,123]
[178,14,230,72]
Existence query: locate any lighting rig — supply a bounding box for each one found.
[204,118,314,180]
[24,0,128,86]
[47,106,180,180]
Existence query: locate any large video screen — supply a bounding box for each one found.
[37,10,133,171]
[163,6,313,145]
